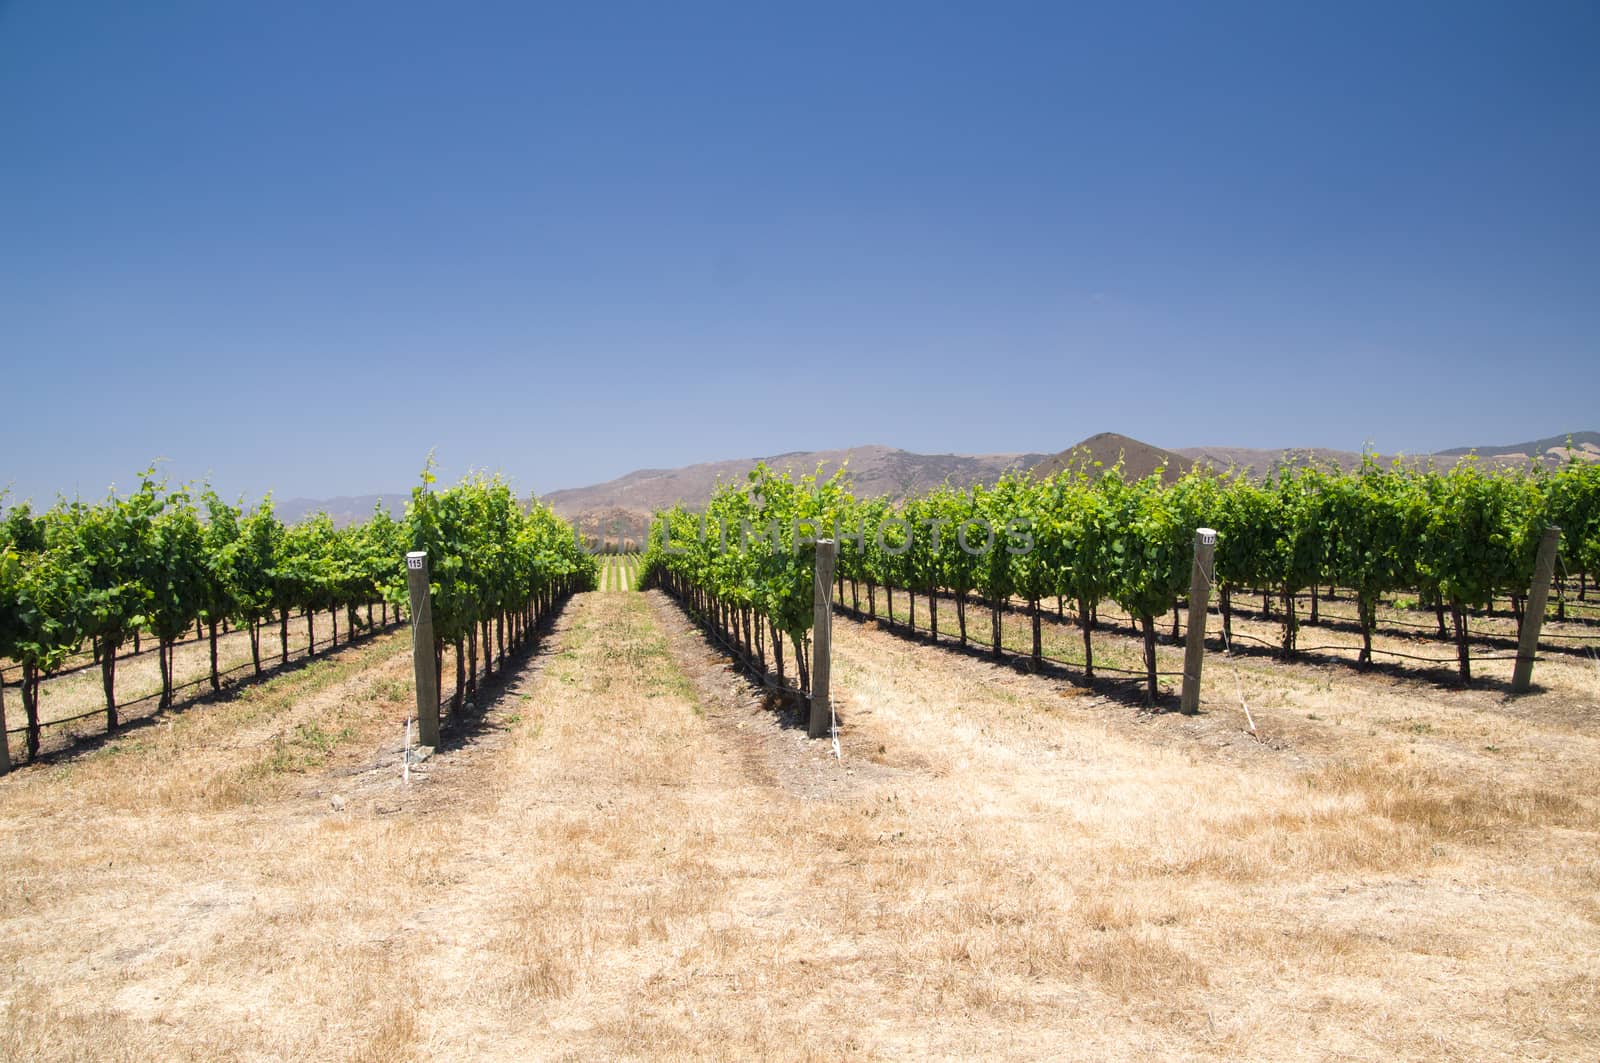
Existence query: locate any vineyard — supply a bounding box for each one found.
[0,455,1596,1059]
[600,554,642,593]
[0,466,595,771]
[5,454,1593,768]
[641,458,1600,707]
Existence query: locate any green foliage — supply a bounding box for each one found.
[1418,461,1546,609]
[0,462,591,756]
[971,472,1030,605]
[639,464,846,646]
[400,465,597,646]
[1545,458,1600,580]
[1323,461,1423,600]
[1210,473,1276,591]
[1049,470,1115,613]
[640,452,1593,695]
[1100,469,1193,622]
[227,501,283,626]
[58,472,164,651]
[4,531,81,674]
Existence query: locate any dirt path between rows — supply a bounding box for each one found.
[3,589,1595,1060]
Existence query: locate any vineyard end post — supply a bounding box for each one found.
[809,539,836,739]
[405,551,442,748]
[1180,528,1217,715]
[1511,526,1561,694]
[0,684,10,776]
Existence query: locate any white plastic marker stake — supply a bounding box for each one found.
[403,718,412,784]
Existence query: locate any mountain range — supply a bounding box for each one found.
[277,430,1599,540]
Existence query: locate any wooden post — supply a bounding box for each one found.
[1180,528,1217,715]
[0,679,11,775]
[1511,526,1561,694]
[405,551,441,748]
[809,539,836,739]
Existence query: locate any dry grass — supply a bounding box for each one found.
[0,587,1597,1060]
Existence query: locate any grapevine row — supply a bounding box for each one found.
[639,466,849,698]
[641,458,1600,702]
[0,465,596,769]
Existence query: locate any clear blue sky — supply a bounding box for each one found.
[2,1,1597,505]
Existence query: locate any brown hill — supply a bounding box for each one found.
[1171,445,1368,477]
[265,428,1595,545]
[1437,430,1600,464]
[1173,435,1597,479]
[1029,432,1195,484]
[1033,428,1600,485]
[276,493,411,527]
[566,506,652,552]
[543,445,1049,546]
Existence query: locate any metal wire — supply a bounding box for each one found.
[1194,549,1258,734]
[835,586,1182,679]
[2,603,399,687]
[664,582,808,703]
[7,617,404,738]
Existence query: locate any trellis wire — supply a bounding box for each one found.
[837,585,1183,680]
[664,580,810,705]
[7,613,405,739]
[1197,550,1257,735]
[0,602,400,687]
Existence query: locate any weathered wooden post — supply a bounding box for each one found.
[1511,526,1561,694]
[809,539,836,739]
[405,550,441,748]
[1180,528,1217,715]
[0,682,11,775]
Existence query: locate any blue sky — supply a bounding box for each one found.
[2,1,1596,505]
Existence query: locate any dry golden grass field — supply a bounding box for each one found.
[0,584,1597,1060]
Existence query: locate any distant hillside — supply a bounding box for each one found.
[276,493,409,527]
[1171,445,1369,476]
[1030,432,1195,484]
[1437,431,1600,463]
[272,428,1596,540]
[543,445,1049,546]
[1176,431,1599,478]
